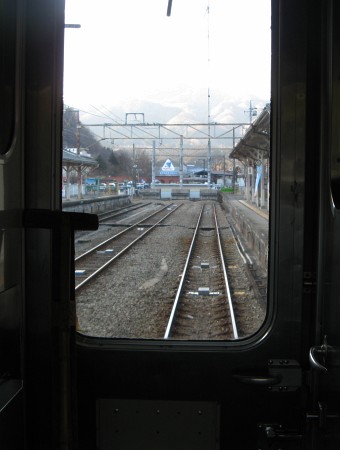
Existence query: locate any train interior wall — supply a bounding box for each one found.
[0,0,340,449]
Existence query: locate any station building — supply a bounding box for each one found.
[230,105,270,211]
[62,148,98,199]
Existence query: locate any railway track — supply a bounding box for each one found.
[75,200,266,340]
[164,203,239,340]
[75,203,181,291]
[97,202,151,223]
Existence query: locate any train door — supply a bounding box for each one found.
[306,0,340,447]
[1,0,338,449]
[0,0,26,448]
[76,1,338,449]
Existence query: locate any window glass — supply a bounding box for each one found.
[63,0,271,340]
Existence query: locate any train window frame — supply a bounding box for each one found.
[64,0,273,347]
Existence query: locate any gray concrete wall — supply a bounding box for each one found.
[62,195,131,214]
[220,193,268,273]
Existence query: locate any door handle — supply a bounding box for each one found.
[309,345,328,372]
[233,360,302,391]
[232,374,281,386]
[309,335,340,373]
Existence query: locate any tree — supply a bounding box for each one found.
[63,106,153,179]
[63,106,105,154]
[96,154,107,173]
[109,152,118,166]
[134,150,152,181]
[114,151,133,177]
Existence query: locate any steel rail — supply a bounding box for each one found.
[164,204,239,339]
[75,203,173,263]
[75,204,182,292]
[213,205,239,339]
[163,205,204,339]
[97,202,149,222]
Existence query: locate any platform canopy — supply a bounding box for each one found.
[230,106,270,164]
[62,148,98,171]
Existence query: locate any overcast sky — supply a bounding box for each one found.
[64,0,271,122]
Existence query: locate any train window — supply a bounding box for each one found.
[0,0,16,156]
[63,0,271,341]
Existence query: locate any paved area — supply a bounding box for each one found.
[223,194,269,272]
[234,199,269,240]
[225,195,268,236]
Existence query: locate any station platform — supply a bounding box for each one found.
[62,194,131,214]
[221,194,269,272]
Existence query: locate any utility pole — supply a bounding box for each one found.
[223,156,226,187]
[76,110,82,199]
[244,100,258,123]
[179,135,183,187]
[207,2,212,186]
[152,141,156,187]
[232,127,236,192]
[207,138,211,185]
[132,144,137,189]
